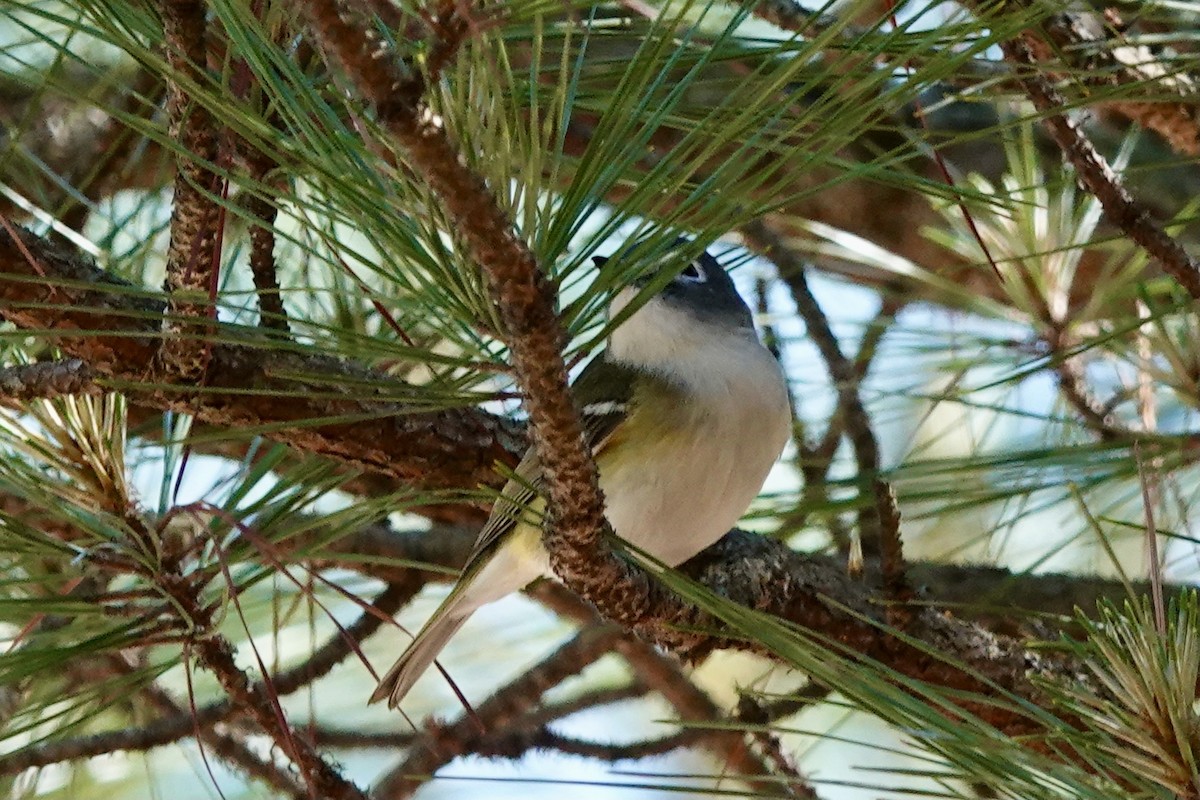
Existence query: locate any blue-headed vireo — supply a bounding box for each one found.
[370,245,791,708]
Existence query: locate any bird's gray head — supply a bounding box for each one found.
[593,240,759,375]
[593,240,754,332]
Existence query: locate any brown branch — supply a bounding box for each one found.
[542,587,821,798]
[147,552,368,800]
[310,684,646,751]
[0,721,190,776]
[0,582,412,777]
[184,632,367,799]
[732,687,831,799]
[158,0,224,380]
[372,626,623,799]
[304,518,1179,634]
[0,226,523,493]
[736,681,835,729]
[315,722,701,763]
[1044,325,1126,440]
[513,682,651,725]
[873,478,908,622]
[113,655,309,799]
[0,359,99,402]
[1033,8,1200,158]
[304,0,644,621]
[499,729,701,761]
[242,154,290,332]
[1000,36,1200,301]
[271,580,415,692]
[744,220,907,596]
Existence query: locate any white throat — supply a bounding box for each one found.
[608,289,774,397]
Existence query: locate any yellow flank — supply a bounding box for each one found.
[505,379,692,565]
[507,497,548,559]
[595,380,692,474]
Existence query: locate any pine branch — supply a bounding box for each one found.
[999,31,1200,299]
[0,226,523,492]
[1045,325,1127,440]
[304,0,649,626]
[157,0,224,380]
[148,557,367,798]
[309,685,646,751]
[112,655,309,799]
[1012,4,1200,157]
[0,359,99,402]
[372,626,623,798]
[242,153,290,333]
[744,220,908,600]
[0,582,411,777]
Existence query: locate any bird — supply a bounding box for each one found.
[370,242,792,708]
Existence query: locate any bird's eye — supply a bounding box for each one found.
[679,262,705,282]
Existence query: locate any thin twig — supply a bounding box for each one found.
[743,220,907,598]
[312,685,664,767]
[372,626,623,799]
[544,586,821,799]
[161,586,368,799]
[116,655,310,799]
[737,681,834,726]
[1051,346,1123,439]
[1135,445,1167,636]
[1001,36,1200,300]
[791,295,905,550]
[242,154,290,332]
[489,728,702,761]
[0,721,188,776]
[272,580,414,693]
[1133,300,1166,637]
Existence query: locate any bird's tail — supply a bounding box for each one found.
[369,584,476,708]
[370,519,546,708]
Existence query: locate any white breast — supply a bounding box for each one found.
[602,299,792,565]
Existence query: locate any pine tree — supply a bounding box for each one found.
[0,1,1198,798]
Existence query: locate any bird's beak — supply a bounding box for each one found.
[592,255,608,267]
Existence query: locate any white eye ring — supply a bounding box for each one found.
[679,262,706,282]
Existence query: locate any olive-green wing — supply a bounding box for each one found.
[462,355,638,566]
